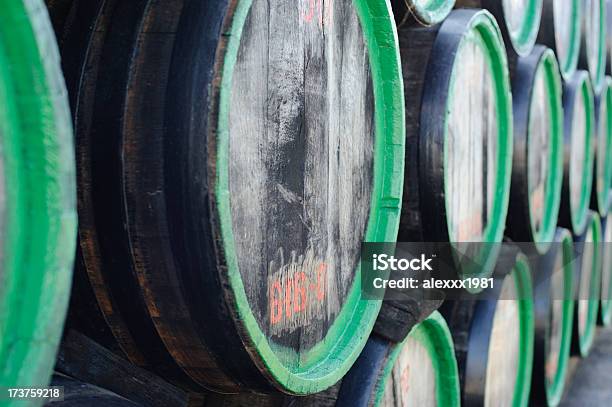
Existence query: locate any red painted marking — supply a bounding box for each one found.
[316,263,326,301]
[302,0,333,28]
[270,281,283,324]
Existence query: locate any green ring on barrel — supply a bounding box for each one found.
[509,254,535,407]
[504,0,543,56]
[589,0,607,92]
[576,211,602,357]
[555,0,581,80]
[545,230,575,407]
[216,0,405,394]
[407,0,455,26]
[373,311,460,407]
[595,77,612,215]
[571,74,595,234]
[0,0,77,396]
[444,10,513,277]
[529,49,564,253]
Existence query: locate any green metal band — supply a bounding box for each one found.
[373,311,460,407]
[572,75,596,233]
[511,254,535,407]
[506,0,543,56]
[215,0,405,393]
[592,0,607,92]
[545,230,575,407]
[529,49,564,252]
[577,211,602,357]
[558,0,581,80]
[0,0,77,399]
[444,10,513,278]
[596,77,612,215]
[408,0,455,26]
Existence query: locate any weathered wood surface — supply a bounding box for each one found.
[55,331,205,407]
[227,0,374,352]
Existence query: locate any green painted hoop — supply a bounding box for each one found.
[215,0,405,394]
[528,49,564,252]
[0,0,77,397]
[586,0,607,92]
[444,10,513,277]
[557,0,581,80]
[595,77,612,215]
[545,230,575,407]
[577,211,602,357]
[503,0,543,56]
[373,311,460,407]
[407,0,455,26]
[508,254,535,407]
[570,73,596,234]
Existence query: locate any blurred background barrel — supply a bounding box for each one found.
[531,228,575,407]
[390,0,455,26]
[579,0,607,92]
[57,0,405,395]
[572,210,602,357]
[537,0,581,80]
[397,9,513,278]
[559,70,595,235]
[0,0,76,399]
[455,0,542,57]
[592,76,612,215]
[507,46,563,253]
[441,253,534,407]
[334,312,460,407]
[600,215,612,326]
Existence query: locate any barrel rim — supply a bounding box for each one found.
[0,0,77,390]
[576,211,602,357]
[373,311,460,407]
[594,77,612,215]
[544,228,575,406]
[503,0,543,56]
[600,216,612,326]
[527,48,564,252]
[406,0,455,26]
[582,0,607,92]
[442,9,513,274]
[214,0,405,393]
[563,71,595,234]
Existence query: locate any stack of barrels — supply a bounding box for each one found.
[0,0,610,406]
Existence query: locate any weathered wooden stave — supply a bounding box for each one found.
[530,228,574,407]
[579,0,607,93]
[397,9,513,279]
[537,0,581,80]
[571,210,602,357]
[0,0,77,399]
[63,0,405,395]
[591,76,612,215]
[600,215,612,325]
[455,0,543,57]
[390,0,455,27]
[441,253,534,407]
[507,46,563,253]
[559,70,595,235]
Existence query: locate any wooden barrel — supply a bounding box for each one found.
[559,70,596,235]
[537,0,581,80]
[60,0,405,395]
[455,0,543,57]
[572,210,602,357]
[390,0,455,26]
[579,0,607,92]
[530,228,575,407]
[332,311,460,407]
[600,215,612,325]
[607,0,612,75]
[507,46,563,253]
[442,253,534,407]
[0,0,77,397]
[397,9,513,278]
[591,76,612,215]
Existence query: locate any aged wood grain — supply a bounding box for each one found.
[228,0,374,351]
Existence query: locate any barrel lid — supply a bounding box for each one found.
[562,70,595,235]
[600,215,612,326]
[214,0,405,393]
[0,0,77,392]
[501,0,543,56]
[374,311,460,407]
[405,0,455,26]
[593,77,612,215]
[579,0,607,92]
